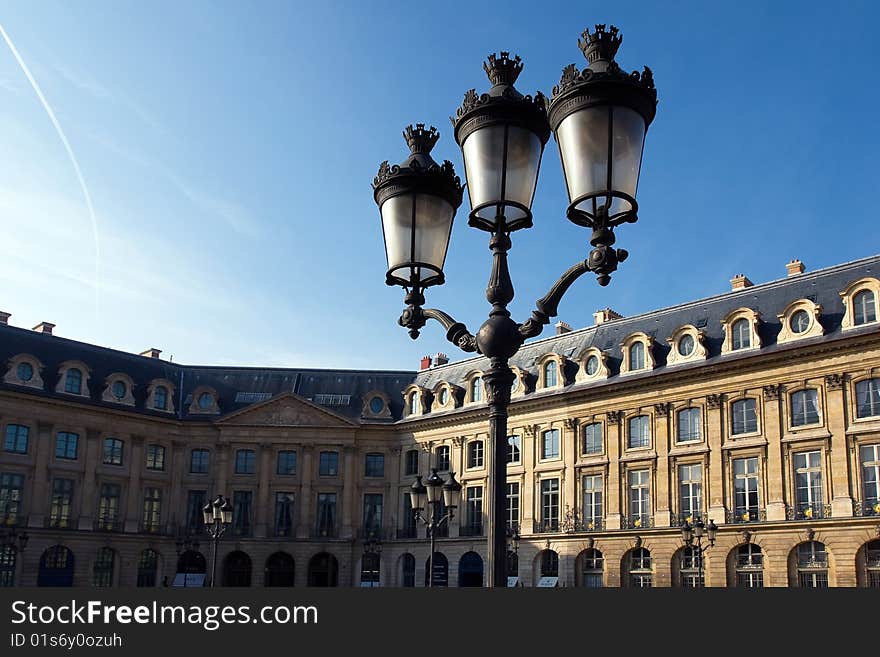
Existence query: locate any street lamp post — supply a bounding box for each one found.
[361,535,383,587]
[202,494,233,588]
[680,518,718,587]
[373,24,657,587]
[0,521,28,586]
[409,469,462,587]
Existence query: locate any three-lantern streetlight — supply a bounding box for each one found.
[202,494,233,588]
[373,24,657,587]
[680,518,718,587]
[409,469,462,587]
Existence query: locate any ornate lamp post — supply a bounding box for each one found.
[361,535,383,587]
[374,24,657,587]
[202,494,232,588]
[680,518,718,587]
[0,522,28,586]
[409,469,462,587]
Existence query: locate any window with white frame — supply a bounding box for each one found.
[791,389,820,427]
[506,435,521,464]
[678,463,702,523]
[629,342,645,370]
[678,546,703,588]
[540,478,559,531]
[735,543,764,588]
[408,391,420,415]
[471,377,483,402]
[856,378,880,418]
[733,457,760,522]
[541,429,560,459]
[64,368,83,394]
[102,438,124,466]
[435,445,450,471]
[3,425,28,454]
[628,470,650,528]
[676,407,701,443]
[628,415,650,449]
[580,548,603,588]
[506,482,520,529]
[797,541,828,588]
[860,444,880,515]
[732,318,751,350]
[467,441,484,468]
[543,360,557,387]
[731,399,758,435]
[465,486,483,534]
[581,474,603,530]
[793,450,824,519]
[628,548,652,588]
[582,422,603,454]
[854,289,878,326]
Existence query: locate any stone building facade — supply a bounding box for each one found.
[1,255,880,587]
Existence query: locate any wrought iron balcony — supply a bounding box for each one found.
[726,507,766,524]
[357,527,386,540]
[560,509,602,532]
[311,526,338,539]
[93,518,122,532]
[786,503,831,521]
[45,516,73,529]
[273,525,295,538]
[138,522,171,535]
[855,500,880,517]
[671,512,704,527]
[459,522,484,537]
[396,526,418,539]
[532,519,560,534]
[621,515,653,530]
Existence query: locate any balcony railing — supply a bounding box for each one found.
[726,508,766,524]
[396,526,418,539]
[274,525,295,538]
[560,509,602,532]
[357,527,385,540]
[138,522,172,535]
[671,512,704,527]
[786,503,831,521]
[94,518,122,532]
[311,526,338,539]
[533,519,560,534]
[855,500,880,517]
[621,515,653,530]
[45,516,73,529]
[459,523,483,537]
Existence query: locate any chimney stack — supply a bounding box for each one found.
[786,259,805,277]
[140,348,162,359]
[555,321,572,335]
[32,321,55,335]
[730,274,753,291]
[0,311,10,325]
[420,355,433,371]
[433,353,449,366]
[593,308,623,325]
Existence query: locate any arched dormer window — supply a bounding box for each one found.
[402,385,426,417]
[65,368,82,394]
[665,325,707,367]
[471,377,483,402]
[431,383,459,411]
[777,299,824,344]
[3,354,44,390]
[537,354,566,389]
[840,278,880,330]
[544,361,557,387]
[509,365,528,398]
[54,360,90,397]
[721,308,762,355]
[620,333,655,374]
[146,379,176,413]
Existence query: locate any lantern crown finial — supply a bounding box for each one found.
[578,24,622,64]
[403,124,439,155]
[483,52,523,87]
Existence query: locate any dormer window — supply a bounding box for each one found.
[790,310,810,334]
[732,319,750,350]
[777,299,824,344]
[188,386,219,414]
[629,342,645,370]
[438,388,449,405]
[471,377,483,402]
[3,354,44,389]
[576,347,609,383]
[16,362,33,382]
[840,278,880,330]
[198,392,213,410]
[64,368,82,394]
[620,333,655,374]
[112,381,127,400]
[56,361,90,397]
[544,361,557,387]
[586,355,600,375]
[154,386,168,410]
[102,374,135,406]
[409,391,420,415]
[666,325,707,367]
[721,309,761,355]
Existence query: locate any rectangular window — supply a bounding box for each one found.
[49,479,74,528]
[628,416,650,449]
[102,438,124,466]
[234,449,256,474]
[365,453,384,477]
[794,451,824,518]
[861,444,880,514]
[678,463,703,522]
[581,474,603,530]
[540,478,559,531]
[97,484,121,529]
[316,492,337,537]
[404,449,419,476]
[319,451,339,476]
[190,449,210,474]
[467,441,484,468]
[401,493,416,537]
[276,450,297,475]
[628,470,650,527]
[0,473,24,525]
[677,408,701,443]
[145,444,165,471]
[435,446,450,471]
[362,493,383,535]
[233,491,252,536]
[582,423,603,454]
[142,487,162,532]
[465,486,483,535]
[3,425,29,454]
[541,429,560,459]
[55,432,79,460]
[791,389,820,427]
[856,379,880,418]
[731,399,758,435]
[186,490,206,533]
[506,482,520,529]
[506,436,521,464]
[733,457,760,522]
[275,492,295,537]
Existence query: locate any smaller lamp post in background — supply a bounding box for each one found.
[410,469,462,587]
[361,535,383,587]
[202,494,232,588]
[0,521,28,587]
[680,518,718,587]
[506,523,520,586]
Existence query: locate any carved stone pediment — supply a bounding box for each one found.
[217,392,356,427]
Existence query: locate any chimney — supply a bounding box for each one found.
[433,353,449,366]
[140,347,162,359]
[0,311,10,325]
[730,274,753,291]
[32,321,55,335]
[555,321,572,335]
[593,308,623,325]
[786,259,805,277]
[420,355,433,371]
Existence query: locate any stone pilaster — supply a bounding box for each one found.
[605,411,623,529]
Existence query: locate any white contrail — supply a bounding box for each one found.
[0,23,101,319]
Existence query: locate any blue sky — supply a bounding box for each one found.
[0,1,877,371]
